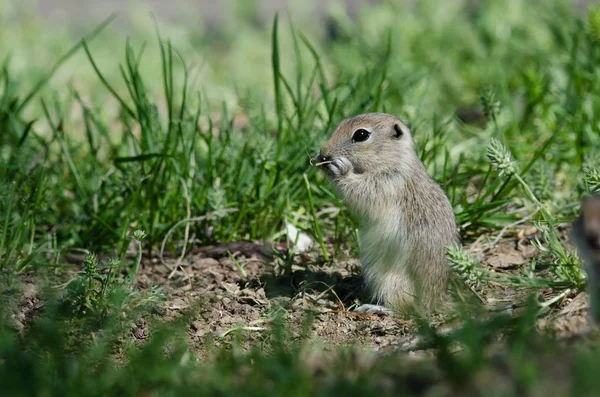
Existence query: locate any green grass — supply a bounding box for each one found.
[2,0,600,395]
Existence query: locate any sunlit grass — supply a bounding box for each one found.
[2,0,600,395]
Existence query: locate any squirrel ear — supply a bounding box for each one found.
[393,123,404,138]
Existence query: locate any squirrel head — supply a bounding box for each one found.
[316,113,417,181]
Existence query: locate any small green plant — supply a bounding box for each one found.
[446,245,485,287]
[587,3,600,45]
[62,244,164,318]
[129,229,147,287]
[486,138,519,178]
[479,86,501,124]
[583,166,600,194]
[529,161,554,202]
[63,252,121,317]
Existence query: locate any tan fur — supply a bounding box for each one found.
[317,113,459,312]
[571,195,600,323]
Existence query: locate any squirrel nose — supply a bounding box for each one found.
[316,153,328,163]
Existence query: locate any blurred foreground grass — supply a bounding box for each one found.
[2,0,600,395]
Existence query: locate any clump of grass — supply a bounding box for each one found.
[583,166,600,194]
[2,294,599,396]
[486,138,585,289]
[1,0,592,266]
[3,0,600,395]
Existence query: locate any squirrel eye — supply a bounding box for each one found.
[352,128,371,143]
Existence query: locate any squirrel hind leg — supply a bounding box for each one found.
[353,304,393,315]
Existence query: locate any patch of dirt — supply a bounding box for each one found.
[118,225,587,357]
[1,275,43,334]
[7,224,592,358]
[538,292,590,337]
[137,242,414,354]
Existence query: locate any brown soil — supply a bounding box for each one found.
[127,225,590,356]
[7,224,591,359]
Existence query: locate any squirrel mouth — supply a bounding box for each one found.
[315,158,349,179]
[315,160,334,177]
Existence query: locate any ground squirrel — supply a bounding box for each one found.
[316,113,460,314]
[571,195,600,323]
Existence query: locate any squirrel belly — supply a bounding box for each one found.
[352,174,457,311]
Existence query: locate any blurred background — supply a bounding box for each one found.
[6,0,392,113]
[2,0,595,117]
[35,0,378,28]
